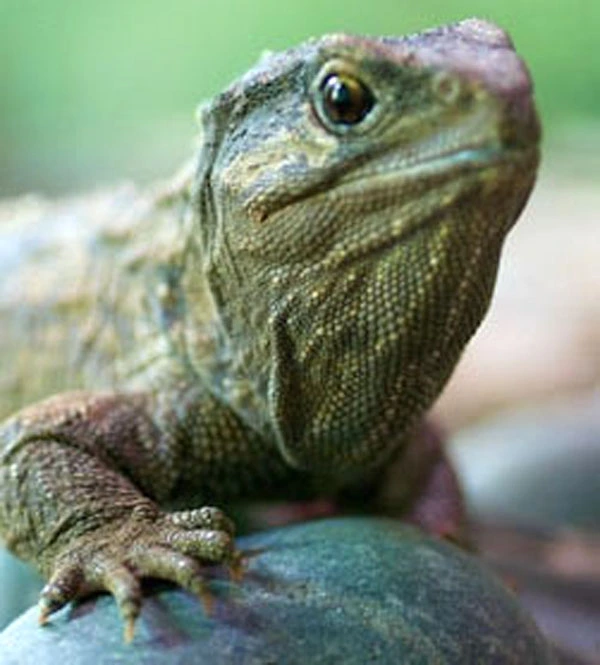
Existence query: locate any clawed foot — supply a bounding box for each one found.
[38,505,242,642]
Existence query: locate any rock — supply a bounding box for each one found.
[449,397,600,531]
[0,549,42,631]
[0,517,556,664]
[448,400,600,665]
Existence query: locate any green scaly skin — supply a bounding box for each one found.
[0,18,540,639]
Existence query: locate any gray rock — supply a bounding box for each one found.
[0,517,556,664]
[0,549,42,631]
[449,398,600,531]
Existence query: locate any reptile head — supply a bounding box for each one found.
[192,19,540,472]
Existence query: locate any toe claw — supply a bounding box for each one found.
[123,616,136,644]
[38,601,55,627]
[102,565,142,642]
[38,589,66,624]
[228,551,245,583]
[38,565,83,624]
[197,586,214,617]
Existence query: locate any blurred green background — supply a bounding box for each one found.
[1,0,599,196]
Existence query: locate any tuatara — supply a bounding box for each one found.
[0,18,540,639]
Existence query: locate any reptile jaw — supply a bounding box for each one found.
[288,143,539,271]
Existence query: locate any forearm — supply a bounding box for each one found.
[0,391,176,567]
[0,439,159,574]
[0,387,238,634]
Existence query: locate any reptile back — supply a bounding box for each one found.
[0,173,199,420]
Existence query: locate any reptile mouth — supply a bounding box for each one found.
[263,143,538,227]
[335,143,538,192]
[311,144,539,270]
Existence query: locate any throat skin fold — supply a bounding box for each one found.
[197,153,536,472]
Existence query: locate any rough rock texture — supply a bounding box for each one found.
[0,518,556,664]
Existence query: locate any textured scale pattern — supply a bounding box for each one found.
[0,19,539,639]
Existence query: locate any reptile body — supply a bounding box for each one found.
[0,19,540,637]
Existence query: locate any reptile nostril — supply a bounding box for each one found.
[431,72,463,106]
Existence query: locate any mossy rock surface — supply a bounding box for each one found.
[0,517,556,665]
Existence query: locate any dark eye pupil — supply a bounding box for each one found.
[320,73,375,126]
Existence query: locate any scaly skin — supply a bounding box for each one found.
[0,19,540,639]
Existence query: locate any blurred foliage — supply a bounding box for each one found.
[1,0,599,195]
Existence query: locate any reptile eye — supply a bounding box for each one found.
[319,73,375,126]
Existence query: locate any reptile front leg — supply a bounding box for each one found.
[0,390,238,640]
[333,423,467,544]
[371,424,467,542]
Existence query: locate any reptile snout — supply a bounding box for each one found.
[419,19,541,149]
[458,19,541,149]
[495,58,541,150]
